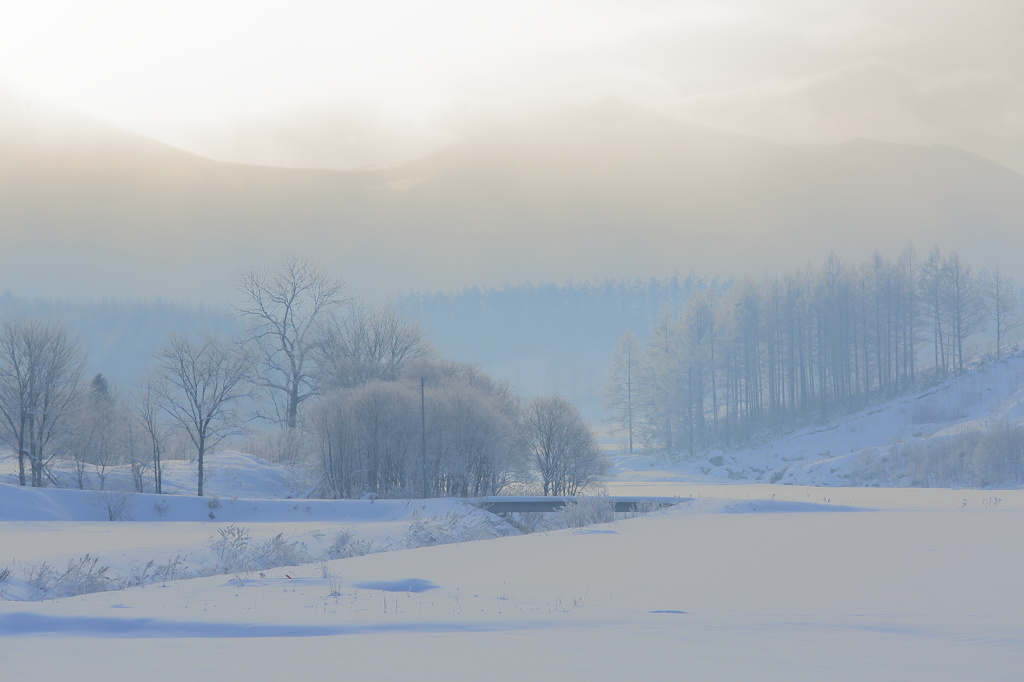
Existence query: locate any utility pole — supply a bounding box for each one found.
[421,376,428,498]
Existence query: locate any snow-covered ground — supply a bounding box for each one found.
[2,356,1024,680]
[1,480,1022,679]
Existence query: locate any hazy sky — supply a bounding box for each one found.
[3,0,1023,171]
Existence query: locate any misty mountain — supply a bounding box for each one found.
[2,92,1023,303]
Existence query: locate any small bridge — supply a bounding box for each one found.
[472,496,684,514]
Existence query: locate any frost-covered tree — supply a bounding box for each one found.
[604,330,642,455]
[315,380,420,497]
[234,256,347,429]
[153,333,253,496]
[68,373,125,490]
[681,289,717,455]
[985,267,1022,359]
[617,247,997,456]
[0,319,85,487]
[311,359,523,499]
[639,309,682,454]
[523,394,607,496]
[920,247,951,375]
[318,302,433,390]
[131,375,170,494]
[425,362,524,497]
[944,252,985,374]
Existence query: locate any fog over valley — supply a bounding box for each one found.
[3,91,1023,303]
[2,0,1024,303]
[3,3,1024,679]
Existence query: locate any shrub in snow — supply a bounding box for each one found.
[248,533,310,569]
[121,555,192,588]
[547,496,616,530]
[317,561,344,597]
[206,525,312,581]
[504,511,547,534]
[153,555,190,582]
[208,524,252,575]
[624,498,673,518]
[404,510,517,548]
[324,529,373,559]
[23,555,112,600]
[96,490,133,521]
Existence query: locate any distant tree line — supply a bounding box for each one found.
[0,292,238,384]
[397,275,716,419]
[606,247,1024,457]
[398,276,706,363]
[0,257,607,498]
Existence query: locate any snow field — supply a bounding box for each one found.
[3,354,1024,679]
[1,490,1022,680]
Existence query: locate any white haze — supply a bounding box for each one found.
[2,0,1022,172]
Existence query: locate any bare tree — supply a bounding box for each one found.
[0,319,85,487]
[523,394,607,496]
[153,333,253,496]
[944,252,986,373]
[234,256,347,429]
[319,302,434,389]
[132,374,170,494]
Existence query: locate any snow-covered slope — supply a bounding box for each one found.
[0,450,317,502]
[613,350,1024,489]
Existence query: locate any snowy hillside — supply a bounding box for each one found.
[613,350,1024,489]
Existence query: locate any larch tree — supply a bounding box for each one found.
[604,330,642,455]
[640,308,682,455]
[921,247,951,375]
[944,252,986,374]
[682,289,717,456]
[985,267,1022,359]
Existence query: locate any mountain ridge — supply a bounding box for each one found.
[2,93,1022,302]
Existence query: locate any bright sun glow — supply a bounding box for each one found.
[2,0,1021,174]
[0,0,692,127]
